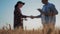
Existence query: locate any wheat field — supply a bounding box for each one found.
[0,24,60,34]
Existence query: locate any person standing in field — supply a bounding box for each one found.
[14,1,29,29]
[30,0,58,34]
[40,0,58,28]
[31,0,58,26]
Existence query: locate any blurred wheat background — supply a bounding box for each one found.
[0,0,60,34]
[0,24,60,34]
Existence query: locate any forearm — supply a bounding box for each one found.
[31,15,41,18]
[32,16,39,18]
[22,15,30,18]
[22,15,27,18]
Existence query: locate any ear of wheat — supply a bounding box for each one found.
[0,23,60,34]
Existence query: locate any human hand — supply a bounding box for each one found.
[37,8,42,12]
[26,16,34,19]
[30,16,34,19]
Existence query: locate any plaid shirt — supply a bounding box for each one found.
[14,8,27,28]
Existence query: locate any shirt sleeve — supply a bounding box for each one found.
[22,15,27,18]
[35,14,41,18]
[50,4,58,15]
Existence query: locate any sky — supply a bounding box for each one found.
[0,0,60,30]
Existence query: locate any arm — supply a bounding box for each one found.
[49,4,58,16]
[30,15,41,19]
[22,15,30,18]
[37,8,47,16]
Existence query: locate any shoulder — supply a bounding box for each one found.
[49,3,55,7]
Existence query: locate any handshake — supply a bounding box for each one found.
[27,16,35,19]
[23,16,35,21]
[24,8,42,20]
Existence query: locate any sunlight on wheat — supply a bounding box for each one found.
[0,23,60,34]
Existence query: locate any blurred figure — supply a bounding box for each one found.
[40,0,58,27]
[14,1,29,29]
[30,0,58,34]
[31,0,58,27]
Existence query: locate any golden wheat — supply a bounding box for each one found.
[0,24,60,34]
